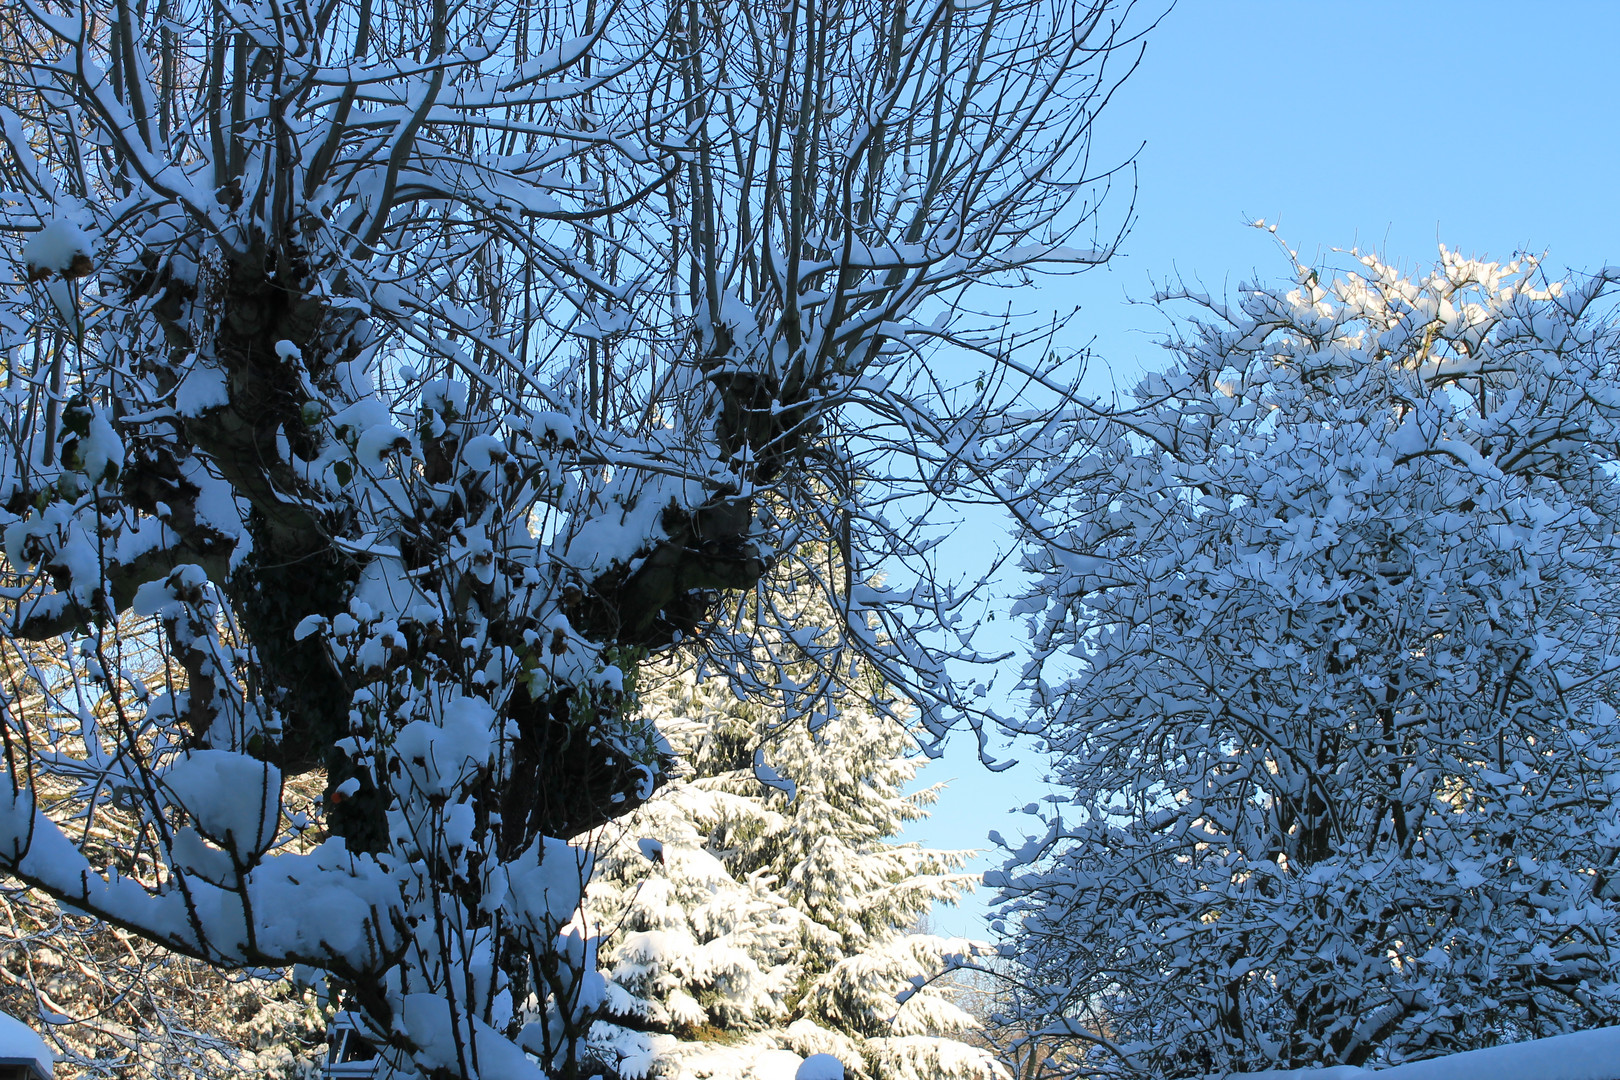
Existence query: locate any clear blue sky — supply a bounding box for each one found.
[908,0,1620,938]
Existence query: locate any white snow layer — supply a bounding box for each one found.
[399,993,545,1079]
[160,750,281,860]
[1225,1026,1620,1080]
[753,1049,805,1080]
[0,1009,53,1076]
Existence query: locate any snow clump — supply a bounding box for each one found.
[22,219,93,280]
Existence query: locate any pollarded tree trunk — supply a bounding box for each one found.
[0,0,1139,1074]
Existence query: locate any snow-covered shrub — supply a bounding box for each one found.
[996,246,1620,1076]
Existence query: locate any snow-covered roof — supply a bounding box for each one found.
[0,1012,53,1078]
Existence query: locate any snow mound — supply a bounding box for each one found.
[1226,1025,1620,1080]
[796,1054,844,1080]
[1382,1026,1620,1080]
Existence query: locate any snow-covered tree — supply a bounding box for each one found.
[584,583,1007,1080]
[993,246,1620,1077]
[0,0,1142,1073]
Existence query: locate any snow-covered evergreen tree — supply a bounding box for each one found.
[585,586,1007,1080]
[994,246,1620,1077]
